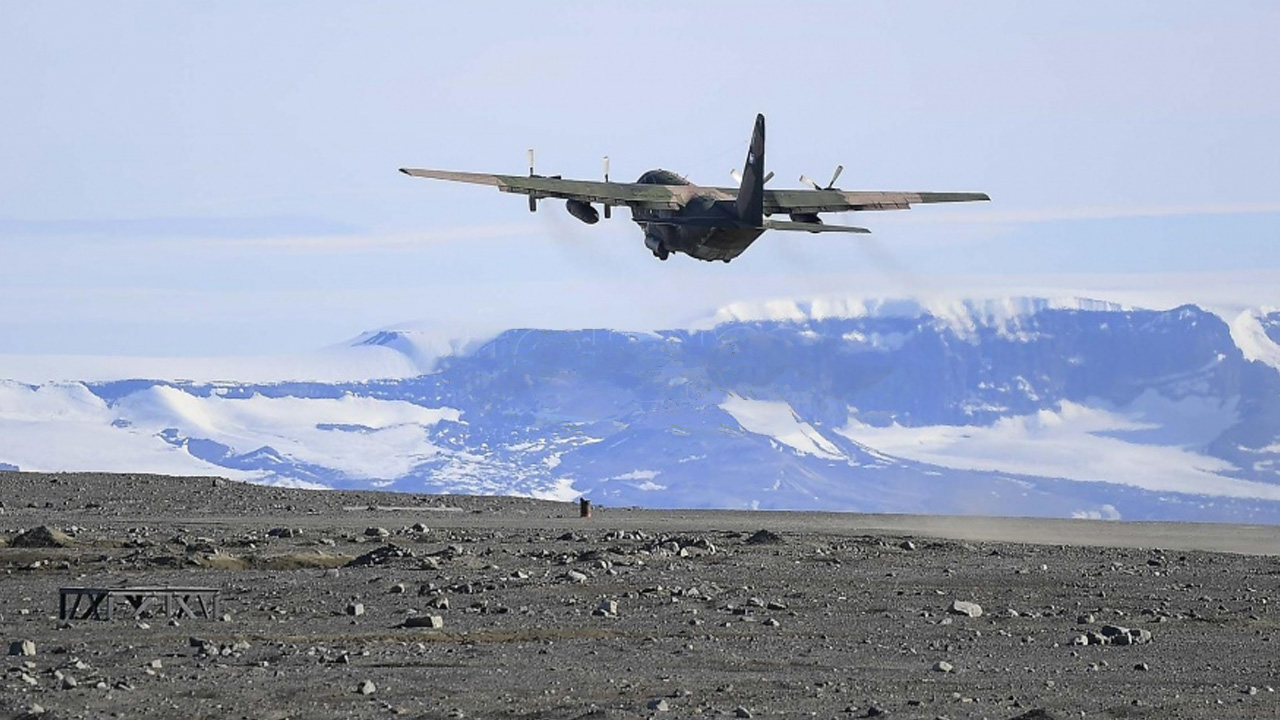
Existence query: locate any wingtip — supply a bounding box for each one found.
[398,168,411,175]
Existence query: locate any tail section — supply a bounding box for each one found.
[734,114,766,226]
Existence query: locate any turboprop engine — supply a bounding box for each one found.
[565,199,599,225]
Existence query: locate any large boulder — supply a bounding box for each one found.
[11,526,73,548]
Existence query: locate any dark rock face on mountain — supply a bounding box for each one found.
[6,299,1280,521]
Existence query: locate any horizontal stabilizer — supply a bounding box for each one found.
[639,216,732,228]
[764,219,871,234]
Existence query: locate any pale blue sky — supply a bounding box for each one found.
[2,2,1278,356]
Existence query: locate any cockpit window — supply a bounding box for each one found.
[636,169,690,186]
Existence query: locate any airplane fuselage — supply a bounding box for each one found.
[628,169,764,262]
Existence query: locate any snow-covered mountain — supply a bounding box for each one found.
[5,296,1280,523]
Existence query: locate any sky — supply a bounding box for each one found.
[2,1,1279,362]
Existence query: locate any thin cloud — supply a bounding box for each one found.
[885,201,1280,226]
[210,223,541,253]
[0,215,359,239]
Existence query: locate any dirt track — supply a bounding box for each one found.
[2,473,1279,719]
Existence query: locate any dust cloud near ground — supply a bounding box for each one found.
[1,472,1278,719]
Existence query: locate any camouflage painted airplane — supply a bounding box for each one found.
[400,114,989,263]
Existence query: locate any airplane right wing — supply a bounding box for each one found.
[759,189,990,215]
[399,169,695,210]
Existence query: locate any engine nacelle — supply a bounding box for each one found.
[789,212,823,225]
[565,199,599,225]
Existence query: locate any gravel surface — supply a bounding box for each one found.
[2,472,1279,719]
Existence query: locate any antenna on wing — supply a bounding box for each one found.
[800,165,843,191]
[603,156,611,219]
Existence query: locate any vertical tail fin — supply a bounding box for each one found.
[734,114,766,226]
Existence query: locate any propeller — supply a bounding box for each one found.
[603,156,611,219]
[729,169,774,184]
[527,149,538,212]
[800,164,844,191]
[524,149,563,211]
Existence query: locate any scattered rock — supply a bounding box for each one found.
[1099,624,1152,646]
[744,529,784,545]
[11,526,72,548]
[734,707,753,718]
[403,615,444,629]
[357,680,377,695]
[364,527,391,538]
[899,540,917,551]
[932,660,954,673]
[346,543,414,567]
[594,600,619,617]
[346,603,365,617]
[9,640,35,656]
[948,600,983,618]
[647,698,669,711]
[1008,710,1061,720]
[564,570,589,584]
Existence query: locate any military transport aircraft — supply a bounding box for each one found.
[400,114,989,263]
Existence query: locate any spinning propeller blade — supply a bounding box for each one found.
[800,165,844,191]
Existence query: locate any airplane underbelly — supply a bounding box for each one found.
[688,227,765,262]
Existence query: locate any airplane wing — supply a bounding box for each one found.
[757,189,991,215]
[399,168,691,210]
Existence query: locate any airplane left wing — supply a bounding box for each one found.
[399,168,692,210]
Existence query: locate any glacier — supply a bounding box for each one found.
[4,296,1280,523]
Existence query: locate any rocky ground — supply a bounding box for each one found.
[1,472,1279,720]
